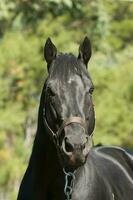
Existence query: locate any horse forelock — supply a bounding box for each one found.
[48,53,89,81]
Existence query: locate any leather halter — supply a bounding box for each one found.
[43,107,87,144]
[57,116,86,137]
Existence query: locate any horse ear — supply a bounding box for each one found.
[44,38,57,68]
[78,36,91,66]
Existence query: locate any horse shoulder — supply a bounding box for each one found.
[92,146,133,200]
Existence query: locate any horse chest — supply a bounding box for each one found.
[71,163,112,200]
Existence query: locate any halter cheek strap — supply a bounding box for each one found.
[43,107,57,143]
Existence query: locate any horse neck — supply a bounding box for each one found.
[32,89,62,176]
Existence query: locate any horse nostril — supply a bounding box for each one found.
[86,136,88,143]
[82,143,86,150]
[82,136,88,150]
[64,137,74,153]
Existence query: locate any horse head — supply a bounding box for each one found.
[43,37,95,170]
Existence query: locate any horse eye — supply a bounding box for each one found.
[47,87,55,97]
[89,87,94,94]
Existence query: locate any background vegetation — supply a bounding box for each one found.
[0,0,133,199]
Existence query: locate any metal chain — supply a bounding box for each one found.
[63,168,76,200]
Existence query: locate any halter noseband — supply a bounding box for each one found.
[43,107,87,145]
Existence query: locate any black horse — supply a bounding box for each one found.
[17,37,133,200]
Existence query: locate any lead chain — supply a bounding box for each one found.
[63,168,76,200]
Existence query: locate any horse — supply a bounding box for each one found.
[17,37,133,200]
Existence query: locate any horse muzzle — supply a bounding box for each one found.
[60,134,92,169]
[44,112,93,168]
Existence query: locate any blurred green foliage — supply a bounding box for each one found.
[0,0,133,199]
